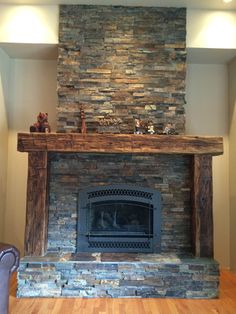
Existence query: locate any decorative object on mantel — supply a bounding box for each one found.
[97,115,122,134]
[147,120,155,134]
[29,112,51,133]
[163,122,178,135]
[80,105,87,134]
[134,118,145,134]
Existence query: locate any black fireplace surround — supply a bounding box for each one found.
[77,184,161,253]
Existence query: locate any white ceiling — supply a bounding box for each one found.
[0,0,236,10]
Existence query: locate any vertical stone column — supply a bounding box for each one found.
[192,155,213,258]
[24,152,48,256]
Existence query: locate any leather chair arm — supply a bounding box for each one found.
[0,243,20,314]
[0,243,20,273]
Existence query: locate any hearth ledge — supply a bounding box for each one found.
[17,253,219,299]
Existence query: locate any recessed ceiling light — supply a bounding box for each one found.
[223,0,232,3]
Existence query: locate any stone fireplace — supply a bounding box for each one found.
[17,134,223,298]
[16,5,223,299]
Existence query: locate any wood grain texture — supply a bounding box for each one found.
[192,155,213,258]
[17,133,223,155]
[24,152,48,256]
[9,270,236,314]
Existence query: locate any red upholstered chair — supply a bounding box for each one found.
[0,243,20,314]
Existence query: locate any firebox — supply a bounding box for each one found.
[77,184,161,253]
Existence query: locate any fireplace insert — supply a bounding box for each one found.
[77,185,161,253]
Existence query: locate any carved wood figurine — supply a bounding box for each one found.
[80,105,87,134]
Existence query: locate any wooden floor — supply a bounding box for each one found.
[9,269,236,314]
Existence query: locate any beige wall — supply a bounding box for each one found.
[0,48,10,241]
[4,59,57,252]
[229,57,236,272]
[6,59,57,131]
[186,63,230,268]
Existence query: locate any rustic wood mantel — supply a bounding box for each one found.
[17,133,223,258]
[18,133,223,155]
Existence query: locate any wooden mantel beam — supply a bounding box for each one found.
[17,133,223,156]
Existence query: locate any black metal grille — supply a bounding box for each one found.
[88,241,151,249]
[88,188,153,200]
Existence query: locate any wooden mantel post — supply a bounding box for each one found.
[24,151,48,256]
[192,155,213,258]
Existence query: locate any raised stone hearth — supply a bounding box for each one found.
[18,253,219,298]
[17,133,223,299]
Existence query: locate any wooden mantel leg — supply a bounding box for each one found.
[24,152,48,256]
[192,155,213,258]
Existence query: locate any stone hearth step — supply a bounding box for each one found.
[17,253,219,299]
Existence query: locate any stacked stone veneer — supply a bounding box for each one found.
[57,5,186,134]
[18,254,219,298]
[47,153,191,255]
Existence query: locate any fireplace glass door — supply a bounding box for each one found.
[77,185,161,253]
[90,200,153,235]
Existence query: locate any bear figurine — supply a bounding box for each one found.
[30,112,51,133]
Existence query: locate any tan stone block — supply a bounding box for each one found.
[86,68,112,74]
